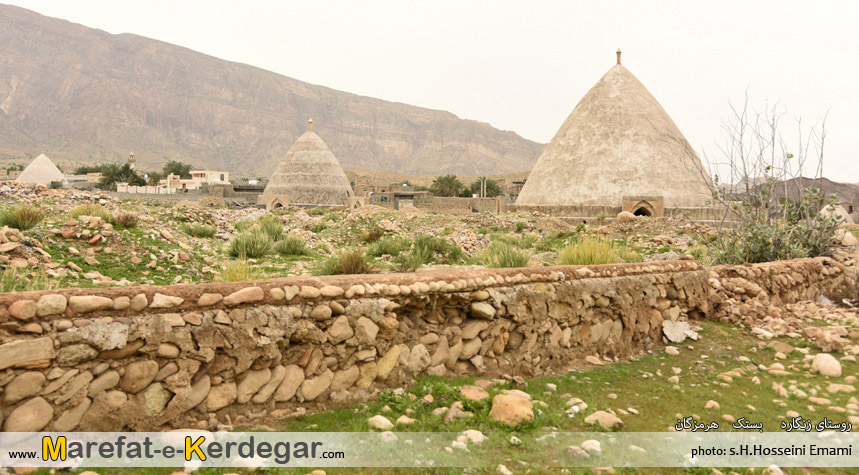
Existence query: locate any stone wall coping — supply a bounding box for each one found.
[0,259,702,323]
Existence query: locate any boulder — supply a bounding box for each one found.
[68,296,113,313]
[121,360,159,394]
[460,385,490,401]
[52,397,92,431]
[330,366,360,392]
[252,365,287,404]
[237,368,271,404]
[368,415,394,430]
[376,346,402,381]
[407,344,431,373]
[3,371,46,405]
[223,287,264,306]
[273,365,305,402]
[616,211,636,223]
[584,410,625,430]
[662,320,697,343]
[811,353,842,377]
[489,393,534,425]
[327,316,354,344]
[149,293,184,309]
[470,302,496,320]
[300,369,333,401]
[9,299,37,320]
[207,383,238,412]
[36,294,67,317]
[4,397,53,432]
[142,383,172,416]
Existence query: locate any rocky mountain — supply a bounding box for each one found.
[0,4,543,176]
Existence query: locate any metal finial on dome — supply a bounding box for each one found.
[308,119,313,131]
[616,49,622,65]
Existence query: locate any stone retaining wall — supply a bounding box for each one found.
[0,260,709,432]
[709,256,857,320]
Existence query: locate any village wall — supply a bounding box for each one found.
[512,204,728,224]
[0,260,709,432]
[0,256,852,433]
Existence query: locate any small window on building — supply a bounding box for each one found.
[220,174,225,181]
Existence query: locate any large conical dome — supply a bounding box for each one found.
[15,154,65,186]
[263,128,354,206]
[516,55,713,208]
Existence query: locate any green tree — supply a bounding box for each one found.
[469,177,502,197]
[146,171,163,186]
[430,174,464,197]
[162,160,192,178]
[99,163,145,189]
[74,165,100,175]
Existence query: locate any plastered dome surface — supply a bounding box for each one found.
[263,129,354,206]
[516,56,713,208]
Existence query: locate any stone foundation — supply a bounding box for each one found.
[0,260,708,432]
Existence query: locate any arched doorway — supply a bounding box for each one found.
[632,201,655,217]
[633,207,651,217]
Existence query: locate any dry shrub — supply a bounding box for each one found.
[316,249,372,275]
[110,211,139,229]
[0,205,44,230]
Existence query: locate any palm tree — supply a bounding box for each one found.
[430,175,464,197]
[469,177,502,197]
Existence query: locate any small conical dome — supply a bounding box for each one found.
[517,60,713,208]
[15,154,65,186]
[263,130,354,206]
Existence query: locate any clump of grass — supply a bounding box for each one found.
[0,205,44,230]
[477,241,529,268]
[109,211,139,229]
[179,223,217,238]
[323,211,342,222]
[367,236,411,258]
[535,229,582,252]
[393,235,464,271]
[619,248,643,262]
[515,221,527,233]
[492,233,538,249]
[274,235,311,257]
[233,219,254,233]
[558,237,621,266]
[309,222,327,234]
[257,215,284,242]
[685,245,712,266]
[227,230,271,259]
[0,267,56,292]
[316,249,372,275]
[213,260,261,282]
[361,226,385,242]
[307,207,327,216]
[69,203,112,222]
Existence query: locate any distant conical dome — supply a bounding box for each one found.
[516,56,713,208]
[263,129,354,206]
[15,154,65,186]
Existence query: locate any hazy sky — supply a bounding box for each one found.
[7,0,859,181]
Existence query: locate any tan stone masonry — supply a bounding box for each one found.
[0,257,850,432]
